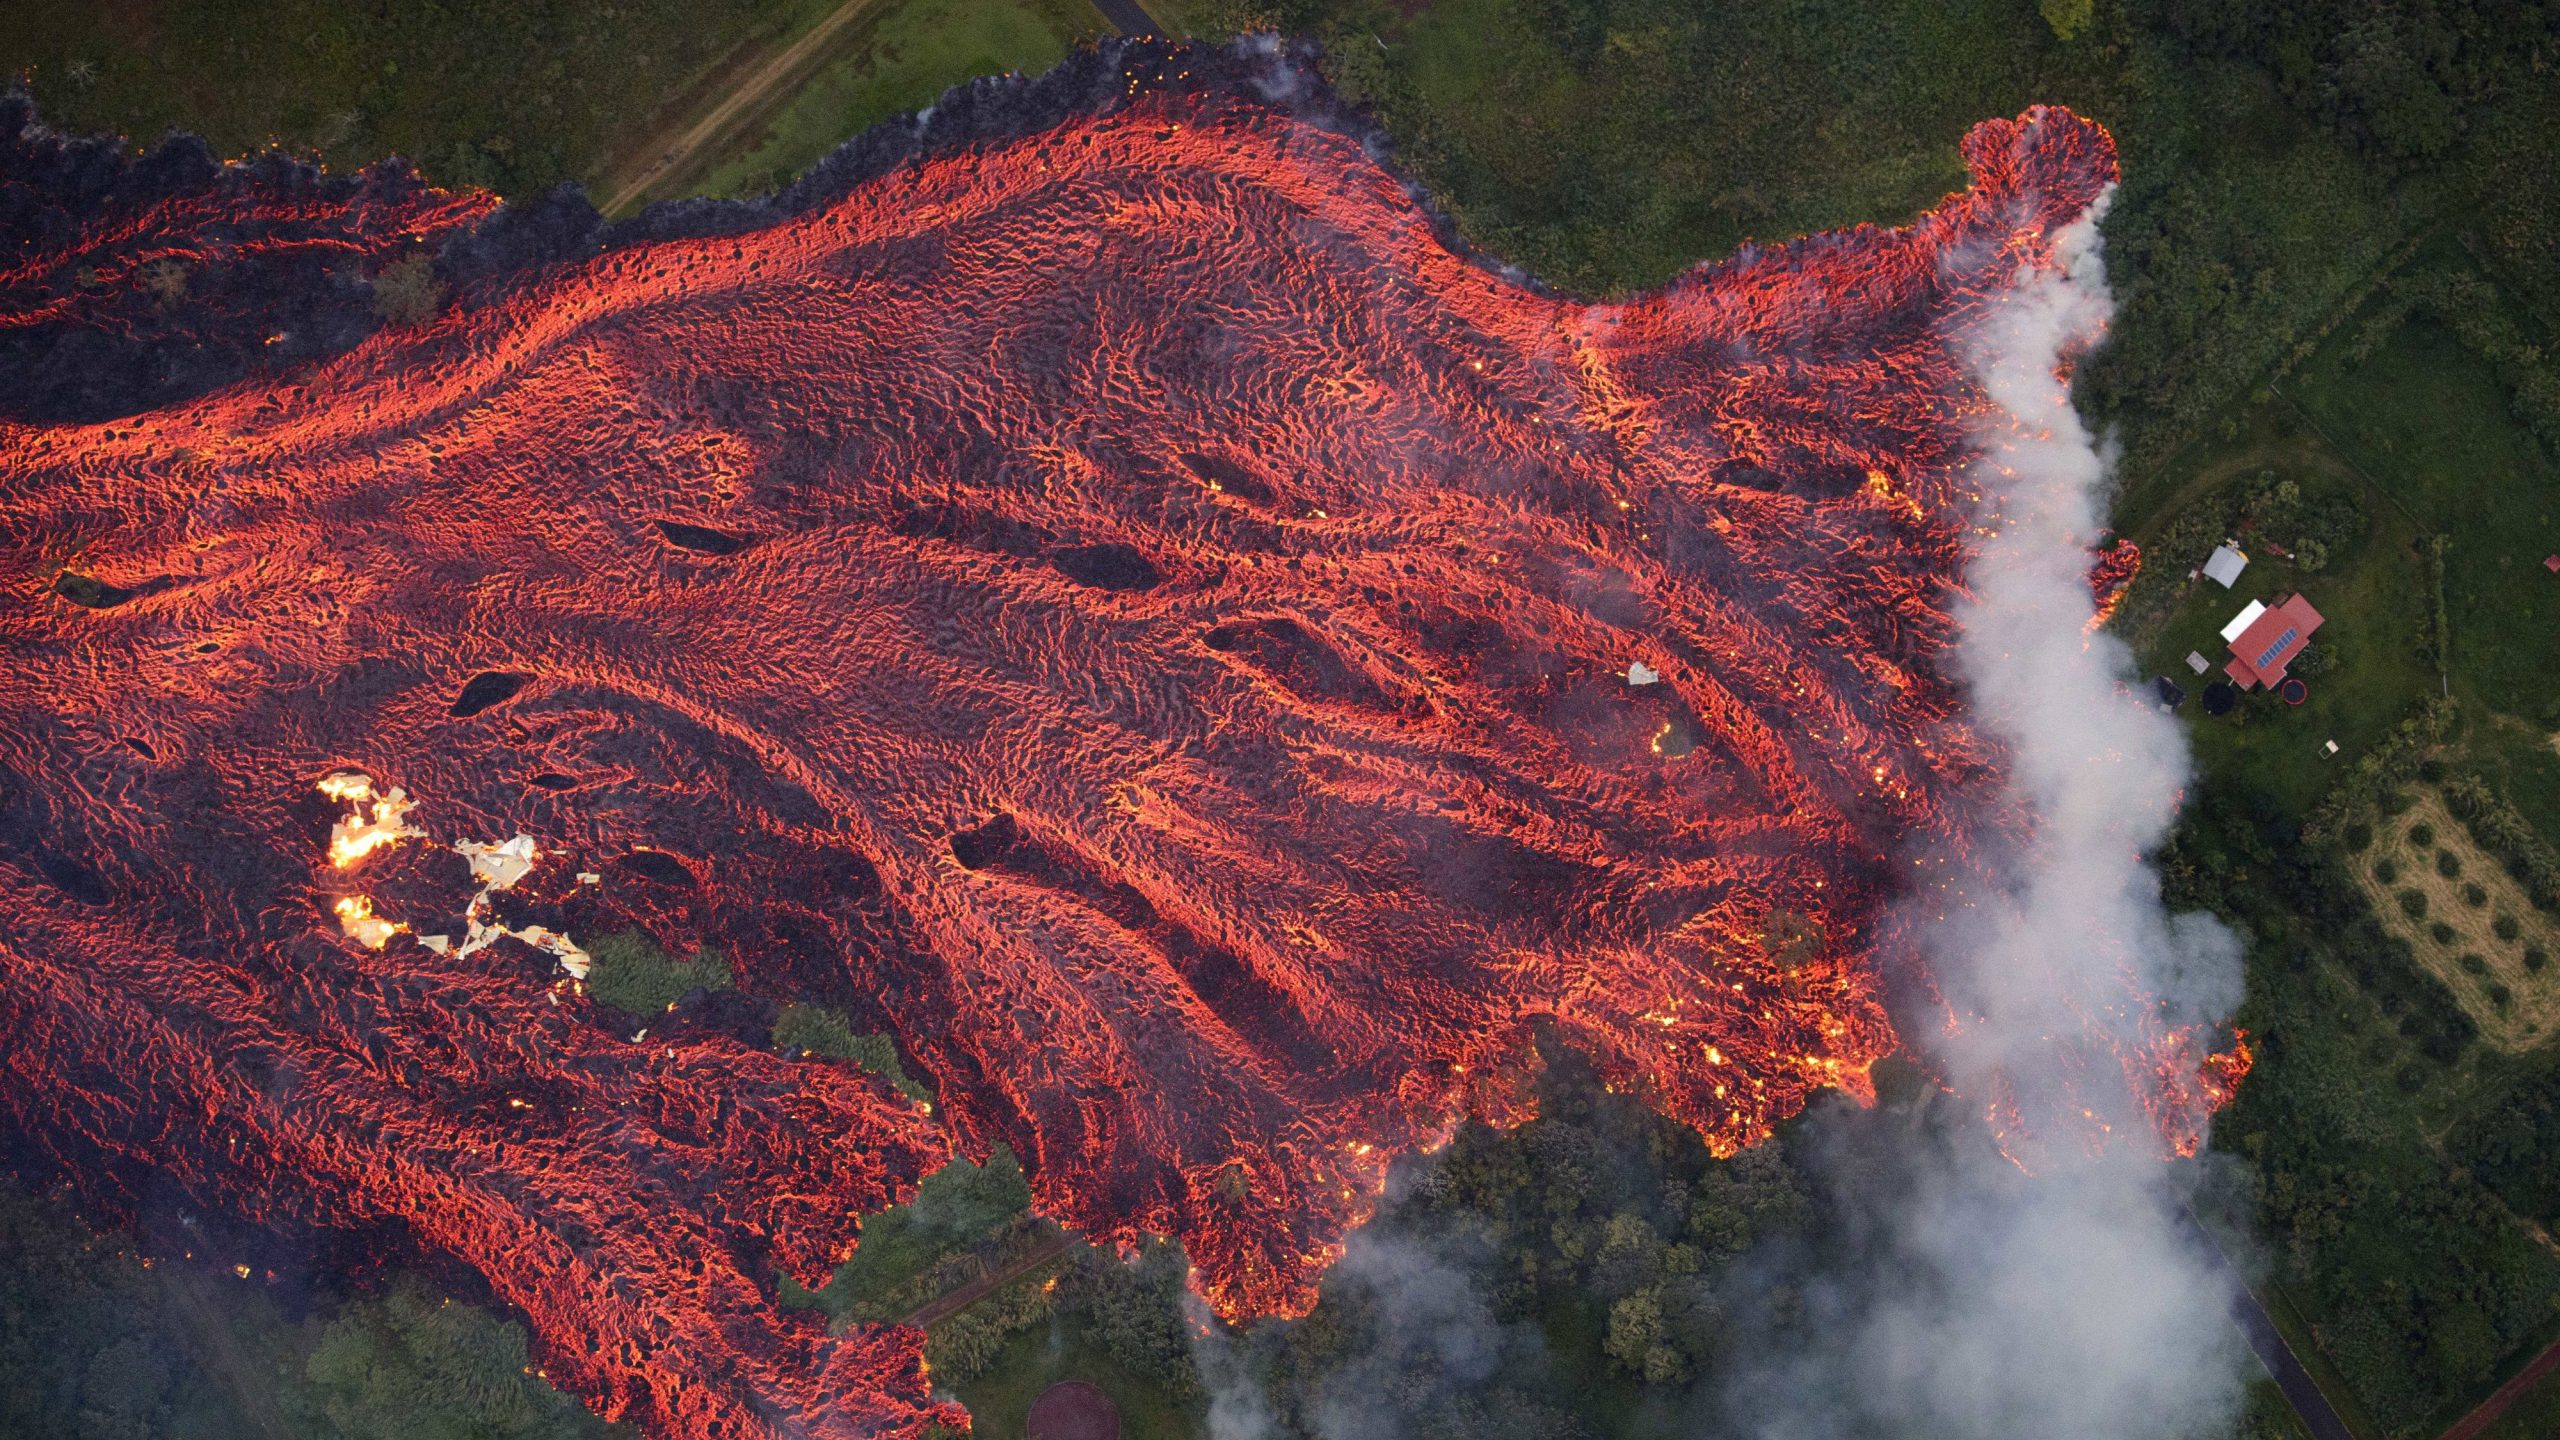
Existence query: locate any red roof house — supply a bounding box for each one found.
[2225,593,2325,691]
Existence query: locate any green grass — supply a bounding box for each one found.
[2129,407,2436,817]
[689,0,1107,202]
[0,0,835,195]
[2278,287,2560,851]
[580,929,733,1019]
[1361,0,2064,295]
[2476,1364,2560,1440]
[789,1147,1033,1320]
[948,1318,1206,1440]
[2286,305,2560,727]
[773,1002,934,1102]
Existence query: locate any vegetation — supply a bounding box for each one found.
[685,0,1106,203]
[0,0,847,196]
[580,929,734,1020]
[370,255,446,327]
[772,1002,933,1101]
[0,1175,619,1439]
[790,1146,1035,1321]
[299,1276,611,1440]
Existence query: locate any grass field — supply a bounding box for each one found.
[2128,408,2437,817]
[951,1320,1206,1440]
[0,0,838,194]
[683,0,1106,204]
[2280,258,2560,848]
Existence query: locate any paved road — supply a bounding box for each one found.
[2178,1209,2357,1440]
[1088,0,1167,37]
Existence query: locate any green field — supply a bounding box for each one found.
[950,1322,1206,1440]
[684,0,1107,203]
[0,0,853,194]
[2126,409,2438,817]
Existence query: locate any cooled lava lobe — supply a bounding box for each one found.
[1,42,2117,1440]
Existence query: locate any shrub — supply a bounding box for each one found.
[2461,953,2489,976]
[2465,882,2489,908]
[2495,915,2522,941]
[2376,857,2402,883]
[371,255,446,327]
[2443,773,2560,910]
[2420,758,2449,784]
[583,930,731,1018]
[2383,790,2419,817]
[2411,822,2438,847]
[2432,921,2458,944]
[2401,890,2429,918]
[2528,946,2550,972]
[2491,982,2514,1010]
[2344,820,2375,852]
[2397,1063,2429,1093]
[2438,849,2462,878]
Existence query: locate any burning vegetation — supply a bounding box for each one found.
[0,39,2235,1440]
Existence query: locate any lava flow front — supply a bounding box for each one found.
[2,40,2198,1440]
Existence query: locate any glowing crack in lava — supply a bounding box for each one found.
[0,41,2231,1440]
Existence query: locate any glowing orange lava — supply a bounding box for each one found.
[0,41,2231,1440]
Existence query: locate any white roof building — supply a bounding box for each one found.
[2204,544,2249,588]
[2186,651,2211,674]
[2220,599,2268,643]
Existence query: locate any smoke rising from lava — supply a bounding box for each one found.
[1716,193,2252,1440]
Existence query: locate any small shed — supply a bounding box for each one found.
[2220,599,2268,643]
[2203,544,2249,588]
[2545,554,2559,574]
[2155,676,2189,710]
[2186,651,2211,675]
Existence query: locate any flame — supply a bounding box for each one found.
[332,895,407,950]
[321,774,426,868]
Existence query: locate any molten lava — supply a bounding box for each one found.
[0,39,2222,1440]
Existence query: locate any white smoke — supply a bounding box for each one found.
[1725,187,2253,1440]
[1192,184,2255,1440]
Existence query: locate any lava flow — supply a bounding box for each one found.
[2,39,2218,1440]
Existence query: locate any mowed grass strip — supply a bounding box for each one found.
[682,0,1108,205]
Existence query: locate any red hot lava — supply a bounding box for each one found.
[0,41,2214,1440]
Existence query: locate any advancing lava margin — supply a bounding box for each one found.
[0,37,2194,1440]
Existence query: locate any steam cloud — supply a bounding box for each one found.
[1723,188,2252,1440]
[1191,186,2256,1440]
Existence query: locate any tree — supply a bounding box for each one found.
[138,259,188,311]
[1605,1289,1664,1374]
[292,1276,604,1440]
[1589,1213,1664,1299]
[373,255,447,327]
[2038,0,2094,41]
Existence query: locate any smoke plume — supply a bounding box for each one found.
[1722,188,2253,1440]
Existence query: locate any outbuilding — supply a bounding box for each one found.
[2203,544,2249,588]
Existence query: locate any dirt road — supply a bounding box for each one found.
[898,1229,1075,1329]
[2437,1333,2560,1440]
[598,0,883,216]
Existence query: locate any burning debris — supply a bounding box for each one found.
[0,37,2232,1440]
